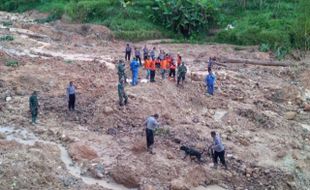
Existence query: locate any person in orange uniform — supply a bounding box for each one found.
[150,58,156,82]
[144,56,151,80]
[177,53,182,67]
[169,60,176,80]
[160,58,169,80]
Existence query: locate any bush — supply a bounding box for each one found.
[0,35,14,41]
[5,60,19,67]
[150,0,218,38]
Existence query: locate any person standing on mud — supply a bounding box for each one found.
[210,131,227,170]
[143,45,149,61]
[205,69,216,96]
[118,78,128,106]
[144,56,151,80]
[150,57,156,82]
[117,60,127,83]
[125,44,131,61]
[135,47,142,66]
[169,60,176,80]
[144,114,159,154]
[29,91,39,124]
[177,62,187,86]
[150,47,156,60]
[130,58,140,86]
[67,81,76,111]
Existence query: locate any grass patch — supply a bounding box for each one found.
[5,60,19,67]
[0,35,14,41]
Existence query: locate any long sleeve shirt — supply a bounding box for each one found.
[213,135,225,152]
[205,73,216,86]
[144,116,159,131]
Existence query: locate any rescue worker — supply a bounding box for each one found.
[125,44,131,61]
[205,69,216,95]
[144,114,160,154]
[117,60,127,83]
[177,62,187,86]
[150,47,156,60]
[29,91,39,124]
[150,57,156,82]
[130,58,140,86]
[143,45,149,60]
[160,58,169,80]
[177,53,182,67]
[144,56,151,80]
[135,47,142,66]
[211,131,227,170]
[118,78,128,106]
[169,61,176,80]
[67,81,76,111]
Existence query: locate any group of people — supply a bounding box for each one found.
[144,114,227,170]
[124,44,188,86]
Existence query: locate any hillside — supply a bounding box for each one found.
[0,11,310,190]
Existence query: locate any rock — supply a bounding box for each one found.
[68,142,98,161]
[140,184,156,190]
[276,151,287,159]
[0,132,6,139]
[285,112,297,120]
[103,106,114,114]
[304,104,310,112]
[88,164,105,179]
[167,152,175,160]
[106,128,117,136]
[192,117,199,124]
[170,179,190,190]
[5,96,12,102]
[110,164,141,188]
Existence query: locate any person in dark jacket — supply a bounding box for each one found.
[125,44,131,61]
[67,81,76,111]
[29,91,39,124]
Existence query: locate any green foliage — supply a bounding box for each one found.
[2,21,12,26]
[5,60,19,67]
[0,35,14,41]
[259,43,270,52]
[151,0,218,37]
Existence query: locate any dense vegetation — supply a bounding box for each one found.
[0,0,309,55]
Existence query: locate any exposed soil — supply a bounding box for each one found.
[0,11,309,190]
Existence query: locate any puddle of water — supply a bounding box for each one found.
[0,126,135,190]
[213,110,228,122]
[193,185,226,190]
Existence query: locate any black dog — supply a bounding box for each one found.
[180,145,205,162]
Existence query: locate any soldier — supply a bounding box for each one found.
[29,91,39,124]
[117,60,127,83]
[118,78,128,106]
[177,62,187,86]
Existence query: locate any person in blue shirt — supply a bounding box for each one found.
[205,69,216,95]
[211,131,227,169]
[130,58,140,86]
[67,81,76,111]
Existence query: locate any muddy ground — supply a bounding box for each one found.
[0,11,310,190]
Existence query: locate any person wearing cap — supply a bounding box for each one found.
[125,44,132,61]
[144,114,160,154]
[29,91,39,124]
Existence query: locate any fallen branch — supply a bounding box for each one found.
[221,58,290,67]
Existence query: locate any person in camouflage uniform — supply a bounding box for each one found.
[29,91,39,124]
[117,60,127,83]
[118,78,128,106]
[177,62,187,86]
